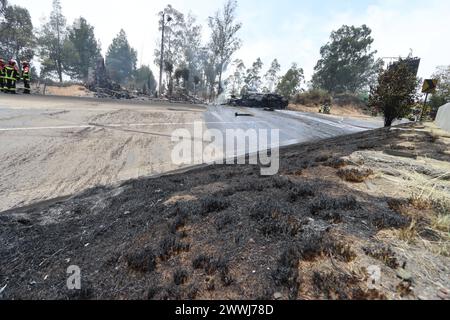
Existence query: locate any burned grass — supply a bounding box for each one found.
[200,196,230,215]
[309,270,387,300]
[0,123,448,300]
[126,247,157,273]
[192,255,229,276]
[310,195,359,215]
[287,182,317,202]
[173,269,189,286]
[158,236,190,261]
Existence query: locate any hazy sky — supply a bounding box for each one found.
[9,0,450,82]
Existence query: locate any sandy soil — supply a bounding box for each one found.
[0,122,448,300]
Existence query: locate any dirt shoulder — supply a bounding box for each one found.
[37,85,95,98]
[0,123,449,300]
[289,103,373,118]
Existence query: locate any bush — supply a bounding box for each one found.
[369,57,420,127]
[293,89,332,106]
[333,93,368,107]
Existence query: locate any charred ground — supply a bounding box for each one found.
[0,123,449,300]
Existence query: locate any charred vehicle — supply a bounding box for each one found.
[227,93,289,110]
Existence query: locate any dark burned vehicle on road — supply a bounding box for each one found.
[226,92,289,110]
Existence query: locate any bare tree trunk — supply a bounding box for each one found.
[218,70,223,95]
[384,116,394,127]
[58,71,63,83]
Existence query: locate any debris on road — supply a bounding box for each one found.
[235,112,254,117]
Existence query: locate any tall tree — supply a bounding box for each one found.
[208,0,242,95]
[369,57,419,127]
[134,65,157,94]
[154,5,185,93]
[38,0,68,82]
[312,24,382,94]
[264,59,281,93]
[105,29,137,85]
[276,63,304,99]
[0,5,34,63]
[65,17,101,82]
[226,59,245,96]
[199,47,218,101]
[181,14,202,91]
[244,58,263,92]
[0,0,7,17]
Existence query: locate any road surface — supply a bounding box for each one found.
[0,94,388,212]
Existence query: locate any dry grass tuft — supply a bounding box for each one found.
[398,219,420,243]
[409,193,433,210]
[432,198,450,232]
[337,167,374,183]
[394,194,450,252]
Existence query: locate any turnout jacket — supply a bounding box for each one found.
[4,65,20,81]
[22,66,31,81]
[0,64,5,79]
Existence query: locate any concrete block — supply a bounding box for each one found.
[436,103,450,132]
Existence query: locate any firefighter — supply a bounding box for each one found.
[4,59,20,94]
[22,61,31,94]
[0,59,5,93]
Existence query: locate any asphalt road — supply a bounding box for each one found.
[205,105,385,152]
[0,94,206,212]
[0,94,390,212]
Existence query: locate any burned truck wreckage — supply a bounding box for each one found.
[226,93,289,110]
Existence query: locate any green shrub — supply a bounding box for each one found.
[333,92,368,107]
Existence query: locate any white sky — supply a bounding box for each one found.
[9,0,450,82]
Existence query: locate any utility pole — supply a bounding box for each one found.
[159,13,172,97]
[420,92,429,122]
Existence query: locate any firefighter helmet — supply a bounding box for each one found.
[22,61,29,67]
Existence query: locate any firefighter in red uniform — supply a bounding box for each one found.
[22,61,31,94]
[0,58,5,93]
[4,59,20,94]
